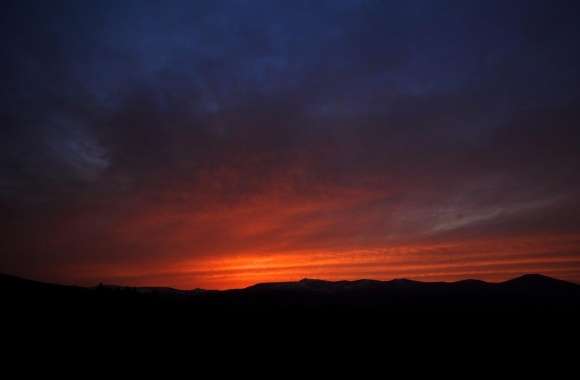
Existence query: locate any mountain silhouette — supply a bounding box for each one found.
[2,272,580,317]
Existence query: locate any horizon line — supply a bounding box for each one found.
[2,272,578,292]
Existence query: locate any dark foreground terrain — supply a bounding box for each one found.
[2,273,580,317]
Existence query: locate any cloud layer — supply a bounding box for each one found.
[1,0,580,288]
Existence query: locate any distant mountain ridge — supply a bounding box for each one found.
[1,272,578,292]
[2,273,580,314]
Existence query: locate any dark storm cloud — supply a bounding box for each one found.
[1,0,580,285]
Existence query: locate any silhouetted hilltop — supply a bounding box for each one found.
[2,273,580,315]
[502,273,575,288]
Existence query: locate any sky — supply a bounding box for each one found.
[1,0,580,289]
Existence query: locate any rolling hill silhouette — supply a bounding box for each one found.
[2,273,580,316]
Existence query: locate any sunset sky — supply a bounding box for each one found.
[2,0,580,289]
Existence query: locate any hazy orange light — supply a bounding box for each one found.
[56,233,580,290]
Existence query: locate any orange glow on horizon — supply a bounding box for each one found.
[51,233,580,290]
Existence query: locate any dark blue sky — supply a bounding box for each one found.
[2,0,580,288]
